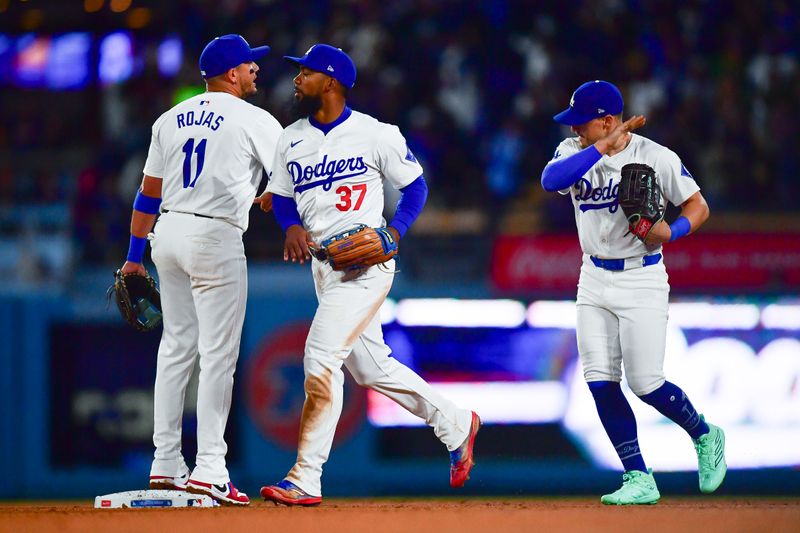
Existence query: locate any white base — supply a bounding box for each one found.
[94,489,218,508]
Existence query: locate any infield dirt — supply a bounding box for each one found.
[1,497,798,533]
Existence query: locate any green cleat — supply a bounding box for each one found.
[694,416,727,494]
[600,469,660,505]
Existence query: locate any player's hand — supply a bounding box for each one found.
[284,224,313,264]
[644,220,671,245]
[254,191,273,213]
[595,115,646,154]
[120,261,147,276]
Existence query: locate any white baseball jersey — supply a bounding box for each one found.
[144,91,283,231]
[546,133,700,258]
[266,109,422,242]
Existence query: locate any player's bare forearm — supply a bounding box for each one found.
[678,191,710,234]
[594,115,646,154]
[285,224,313,263]
[644,191,709,245]
[130,211,157,238]
[130,175,162,238]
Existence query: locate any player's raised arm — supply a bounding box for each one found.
[541,115,646,193]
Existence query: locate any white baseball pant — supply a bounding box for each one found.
[285,258,472,497]
[575,254,669,396]
[148,211,247,484]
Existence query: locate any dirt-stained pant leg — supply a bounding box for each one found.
[345,313,471,450]
[286,259,470,497]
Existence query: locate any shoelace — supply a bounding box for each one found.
[621,471,651,491]
[695,435,714,469]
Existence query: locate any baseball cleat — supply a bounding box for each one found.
[260,480,322,506]
[694,416,727,494]
[601,469,660,505]
[450,411,481,488]
[149,470,191,491]
[185,479,250,506]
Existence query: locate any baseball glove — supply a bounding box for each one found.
[318,224,398,271]
[109,269,163,332]
[619,163,664,241]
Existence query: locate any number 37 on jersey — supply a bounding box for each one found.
[335,183,367,211]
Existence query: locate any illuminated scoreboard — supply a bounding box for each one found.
[368,298,800,471]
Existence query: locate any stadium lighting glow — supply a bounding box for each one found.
[47,32,91,89]
[395,299,526,328]
[157,35,182,77]
[667,302,760,329]
[368,381,567,426]
[526,300,577,328]
[99,31,133,84]
[761,304,800,330]
[380,298,396,324]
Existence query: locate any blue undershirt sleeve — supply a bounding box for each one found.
[541,145,603,192]
[272,194,303,232]
[389,175,428,238]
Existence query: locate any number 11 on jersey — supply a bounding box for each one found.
[182,138,207,188]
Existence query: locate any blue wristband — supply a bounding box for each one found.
[133,191,162,214]
[126,235,147,263]
[669,216,691,242]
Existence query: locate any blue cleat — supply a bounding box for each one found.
[260,479,322,506]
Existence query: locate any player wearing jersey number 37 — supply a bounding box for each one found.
[256,44,480,506]
[541,81,726,504]
[120,34,283,506]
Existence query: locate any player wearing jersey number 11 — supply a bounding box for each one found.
[120,34,283,506]
[256,44,480,506]
[541,80,726,504]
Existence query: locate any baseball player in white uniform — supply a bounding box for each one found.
[120,34,282,506]
[257,44,480,506]
[541,80,726,504]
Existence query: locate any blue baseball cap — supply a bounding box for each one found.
[199,34,270,79]
[284,44,357,89]
[553,80,624,125]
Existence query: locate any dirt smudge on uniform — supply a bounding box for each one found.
[344,287,390,347]
[289,368,333,478]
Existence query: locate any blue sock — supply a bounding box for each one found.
[639,381,710,440]
[587,381,648,473]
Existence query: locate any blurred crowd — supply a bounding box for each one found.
[0,0,798,282]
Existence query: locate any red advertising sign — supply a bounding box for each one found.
[492,233,800,292]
